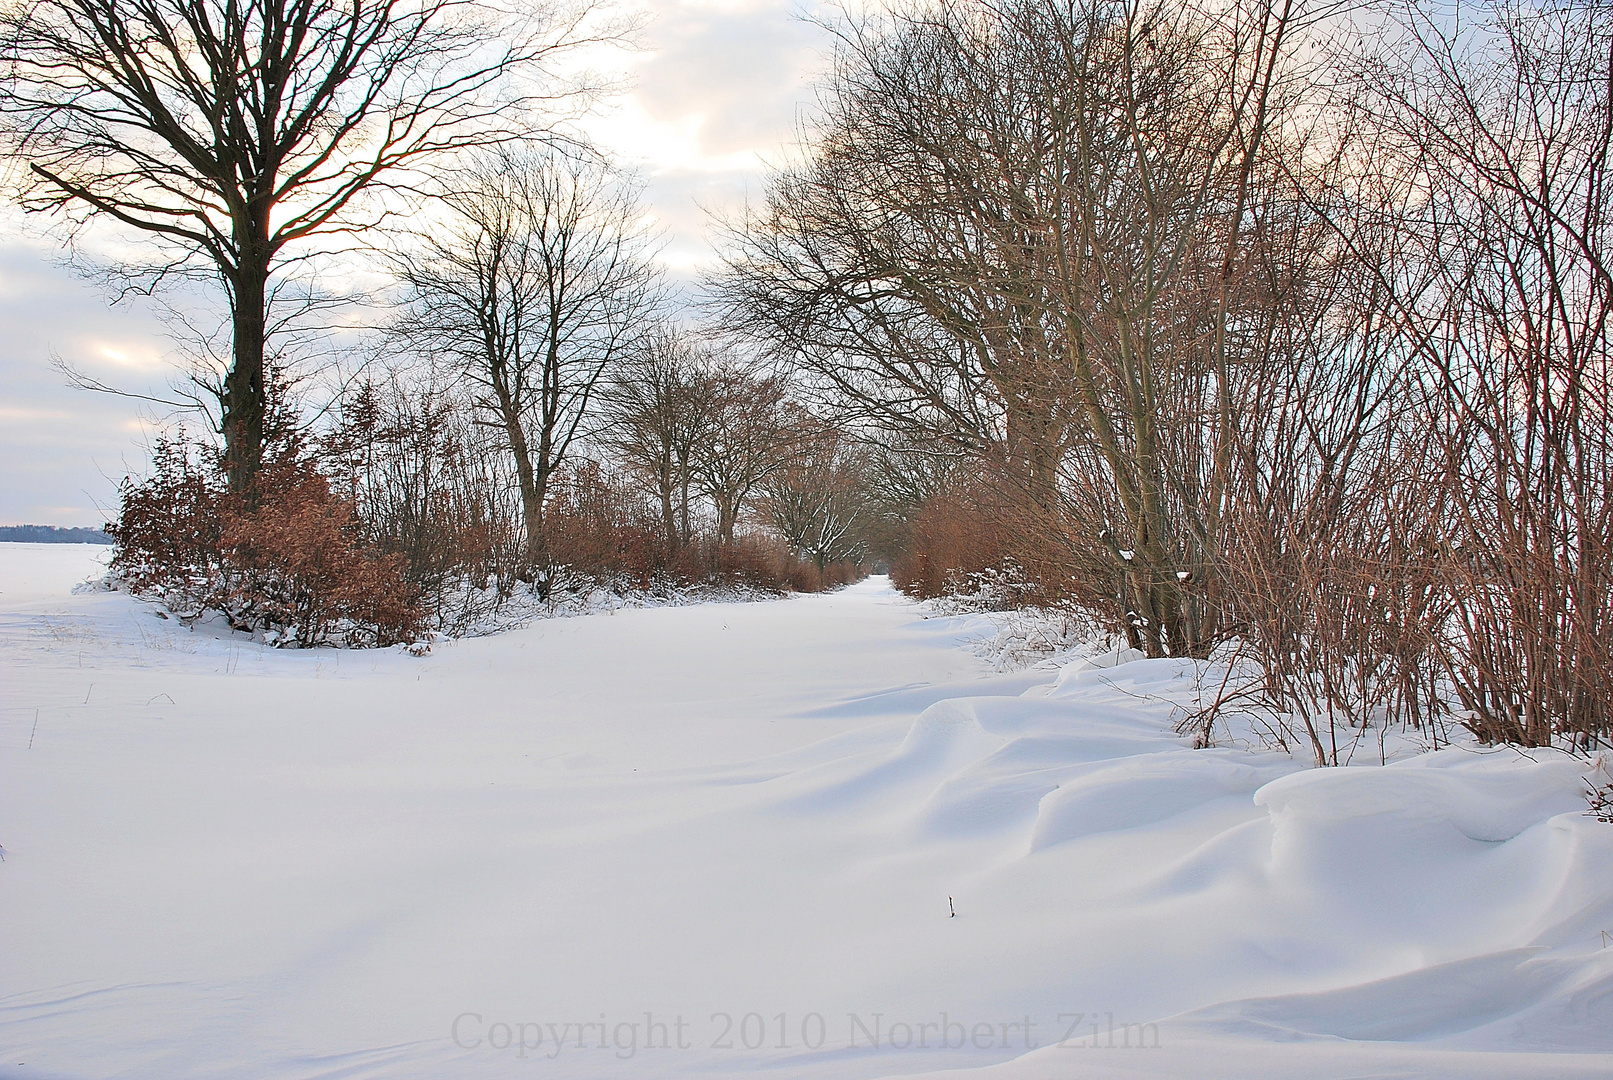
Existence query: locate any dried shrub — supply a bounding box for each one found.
[890,462,1086,614]
[216,457,424,646]
[543,461,668,588]
[109,436,423,647]
[890,481,1010,600]
[1215,473,1452,764]
[323,377,524,630]
[105,434,226,608]
[540,461,857,594]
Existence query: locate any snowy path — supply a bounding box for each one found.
[2,545,1611,1079]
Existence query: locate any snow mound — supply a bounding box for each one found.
[753,646,1613,1077]
[1027,751,1293,850]
[1256,749,1590,843]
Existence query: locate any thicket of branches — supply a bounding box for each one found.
[717,0,1612,758]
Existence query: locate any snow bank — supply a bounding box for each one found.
[2,550,1609,1079]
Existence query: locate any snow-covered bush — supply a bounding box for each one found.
[107,436,423,648]
[928,562,1044,614]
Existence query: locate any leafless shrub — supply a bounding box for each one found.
[322,374,526,634]
[1334,0,1613,748]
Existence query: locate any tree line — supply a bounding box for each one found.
[0,0,883,647]
[0,526,111,544]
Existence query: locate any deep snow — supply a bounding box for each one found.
[1,543,1610,1079]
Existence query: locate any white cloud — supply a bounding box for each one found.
[580,0,833,284]
[0,238,183,526]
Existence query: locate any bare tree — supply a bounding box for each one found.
[758,412,873,572]
[0,0,619,488]
[715,0,1075,486]
[390,148,658,586]
[717,0,1312,656]
[600,328,717,555]
[691,361,789,545]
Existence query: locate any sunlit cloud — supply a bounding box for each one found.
[589,98,769,175]
[88,341,169,372]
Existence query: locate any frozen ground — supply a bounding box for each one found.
[1,543,1611,1079]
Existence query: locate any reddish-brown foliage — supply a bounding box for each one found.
[109,439,423,647]
[890,484,1010,600]
[105,435,226,603]
[544,462,860,593]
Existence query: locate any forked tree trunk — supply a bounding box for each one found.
[498,401,551,590]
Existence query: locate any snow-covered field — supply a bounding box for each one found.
[2,543,1611,1079]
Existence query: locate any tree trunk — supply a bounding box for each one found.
[660,477,678,557]
[223,256,269,493]
[1005,405,1061,516]
[678,477,693,551]
[716,495,738,545]
[505,415,547,586]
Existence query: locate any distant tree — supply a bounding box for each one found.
[0,0,617,489]
[0,525,112,544]
[389,148,658,586]
[691,361,789,545]
[600,329,716,555]
[759,414,873,572]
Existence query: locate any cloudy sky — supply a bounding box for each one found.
[0,0,836,527]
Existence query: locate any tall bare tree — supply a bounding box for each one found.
[717,0,1311,656]
[0,0,616,488]
[390,148,658,585]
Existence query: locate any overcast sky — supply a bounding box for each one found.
[0,0,835,527]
